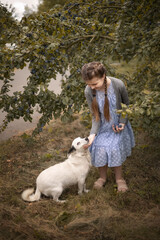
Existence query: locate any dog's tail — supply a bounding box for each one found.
[21,187,41,202]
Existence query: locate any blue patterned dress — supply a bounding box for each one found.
[89,81,135,168]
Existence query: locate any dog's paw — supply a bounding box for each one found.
[56,200,67,203]
[84,189,90,193]
[78,191,83,195]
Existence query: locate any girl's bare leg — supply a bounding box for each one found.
[114,166,123,181]
[93,165,108,189]
[114,166,128,192]
[98,165,108,181]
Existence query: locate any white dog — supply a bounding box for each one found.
[21,137,91,203]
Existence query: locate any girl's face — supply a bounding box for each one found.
[86,74,105,91]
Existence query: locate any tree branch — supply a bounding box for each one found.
[61,34,115,49]
[67,3,122,11]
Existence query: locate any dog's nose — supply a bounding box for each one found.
[85,137,89,141]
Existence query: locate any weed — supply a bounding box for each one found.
[21,133,36,147]
[41,153,53,162]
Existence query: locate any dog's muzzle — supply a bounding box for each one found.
[85,137,89,143]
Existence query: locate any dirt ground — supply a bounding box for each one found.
[0,116,160,240]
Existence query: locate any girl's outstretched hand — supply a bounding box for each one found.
[112,123,125,133]
[83,134,96,149]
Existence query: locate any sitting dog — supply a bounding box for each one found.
[21,137,91,203]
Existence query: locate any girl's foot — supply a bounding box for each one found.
[116,179,128,192]
[93,178,106,189]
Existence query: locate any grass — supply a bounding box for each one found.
[0,115,160,240]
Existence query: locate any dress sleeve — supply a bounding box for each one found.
[121,83,129,106]
[84,87,100,135]
[119,83,129,124]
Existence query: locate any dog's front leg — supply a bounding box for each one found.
[78,181,89,195]
[83,183,90,193]
[78,181,84,195]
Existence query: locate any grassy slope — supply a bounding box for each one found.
[0,116,160,240]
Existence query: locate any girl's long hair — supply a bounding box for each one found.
[81,62,110,122]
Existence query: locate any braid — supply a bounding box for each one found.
[104,77,110,121]
[92,89,100,121]
[104,77,107,97]
[92,89,96,97]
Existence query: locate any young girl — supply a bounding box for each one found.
[81,62,135,192]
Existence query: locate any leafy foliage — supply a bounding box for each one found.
[38,0,68,13]
[0,3,17,46]
[0,0,159,137]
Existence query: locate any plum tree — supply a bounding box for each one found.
[0,0,159,137]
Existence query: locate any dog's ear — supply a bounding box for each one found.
[68,146,76,154]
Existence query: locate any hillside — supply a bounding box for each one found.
[0,116,160,240]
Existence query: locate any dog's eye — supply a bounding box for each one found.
[77,142,80,145]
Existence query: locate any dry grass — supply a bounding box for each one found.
[0,116,160,240]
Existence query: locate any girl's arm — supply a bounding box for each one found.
[114,82,129,132]
[121,82,129,105]
[83,134,96,149]
[119,83,129,125]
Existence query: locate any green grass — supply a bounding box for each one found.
[0,116,160,240]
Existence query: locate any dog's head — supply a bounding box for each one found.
[68,137,89,155]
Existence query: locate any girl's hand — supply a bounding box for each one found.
[112,123,125,133]
[83,134,96,149]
